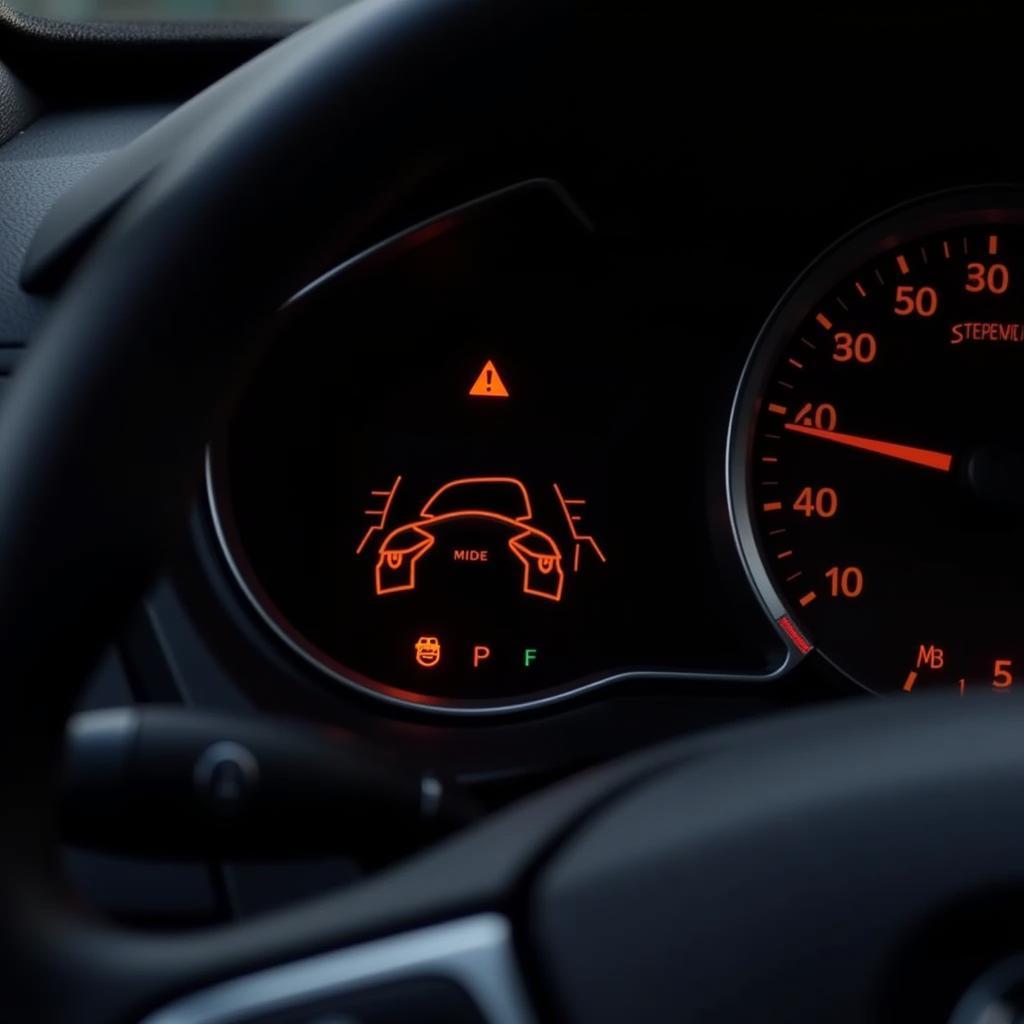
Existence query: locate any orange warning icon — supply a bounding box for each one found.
[469,360,509,398]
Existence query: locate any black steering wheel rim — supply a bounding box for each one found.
[0,1,568,1017]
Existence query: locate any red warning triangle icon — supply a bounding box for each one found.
[469,360,509,398]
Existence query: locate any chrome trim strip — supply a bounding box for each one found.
[285,177,595,308]
[143,915,535,1024]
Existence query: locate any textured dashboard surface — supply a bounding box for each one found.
[0,2,293,44]
[0,105,172,341]
[0,58,37,146]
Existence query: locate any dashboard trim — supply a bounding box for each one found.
[142,914,535,1024]
[285,177,595,308]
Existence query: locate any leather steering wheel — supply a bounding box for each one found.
[3,2,1023,1021]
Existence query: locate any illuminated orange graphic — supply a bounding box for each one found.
[469,360,509,398]
[453,549,488,561]
[554,483,607,573]
[357,477,605,602]
[356,475,402,556]
[473,645,491,668]
[414,636,442,668]
[903,645,946,692]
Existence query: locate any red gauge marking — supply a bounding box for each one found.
[784,423,953,472]
[777,615,813,655]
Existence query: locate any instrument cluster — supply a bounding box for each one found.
[209,181,1024,715]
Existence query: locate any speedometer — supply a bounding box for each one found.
[730,189,1024,696]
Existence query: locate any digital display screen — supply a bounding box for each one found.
[326,341,615,699]
[214,194,779,708]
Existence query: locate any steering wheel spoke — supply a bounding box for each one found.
[143,916,532,1024]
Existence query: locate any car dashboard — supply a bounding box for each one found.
[0,6,1018,927]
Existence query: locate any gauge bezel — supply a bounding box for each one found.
[727,184,1024,695]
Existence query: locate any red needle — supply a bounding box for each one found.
[784,423,953,472]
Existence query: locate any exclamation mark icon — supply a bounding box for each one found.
[469,359,509,398]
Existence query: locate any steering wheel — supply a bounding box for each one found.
[4,1,1024,1020]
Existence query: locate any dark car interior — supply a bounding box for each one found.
[2,3,1024,1021]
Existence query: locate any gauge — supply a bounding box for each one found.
[210,186,779,714]
[731,188,1024,696]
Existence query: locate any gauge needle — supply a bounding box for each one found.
[784,423,953,472]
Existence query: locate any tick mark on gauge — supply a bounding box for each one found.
[815,313,833,331]
[762,456,779,464]
[777,550,794,559]
[768,528,787,537]
[942,240,951,259]
[896,254,909,275]
[855,281,867,297]
[874,268,885,285]
[903,671,918,693]
[836,296,849,312]
[800,337,817,350]
[768,403,788,416]
[785,571,803,582]
[989,234,1000,256]
[920,246,929,264]
[763,501,783,512]
[799,590,818,607]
